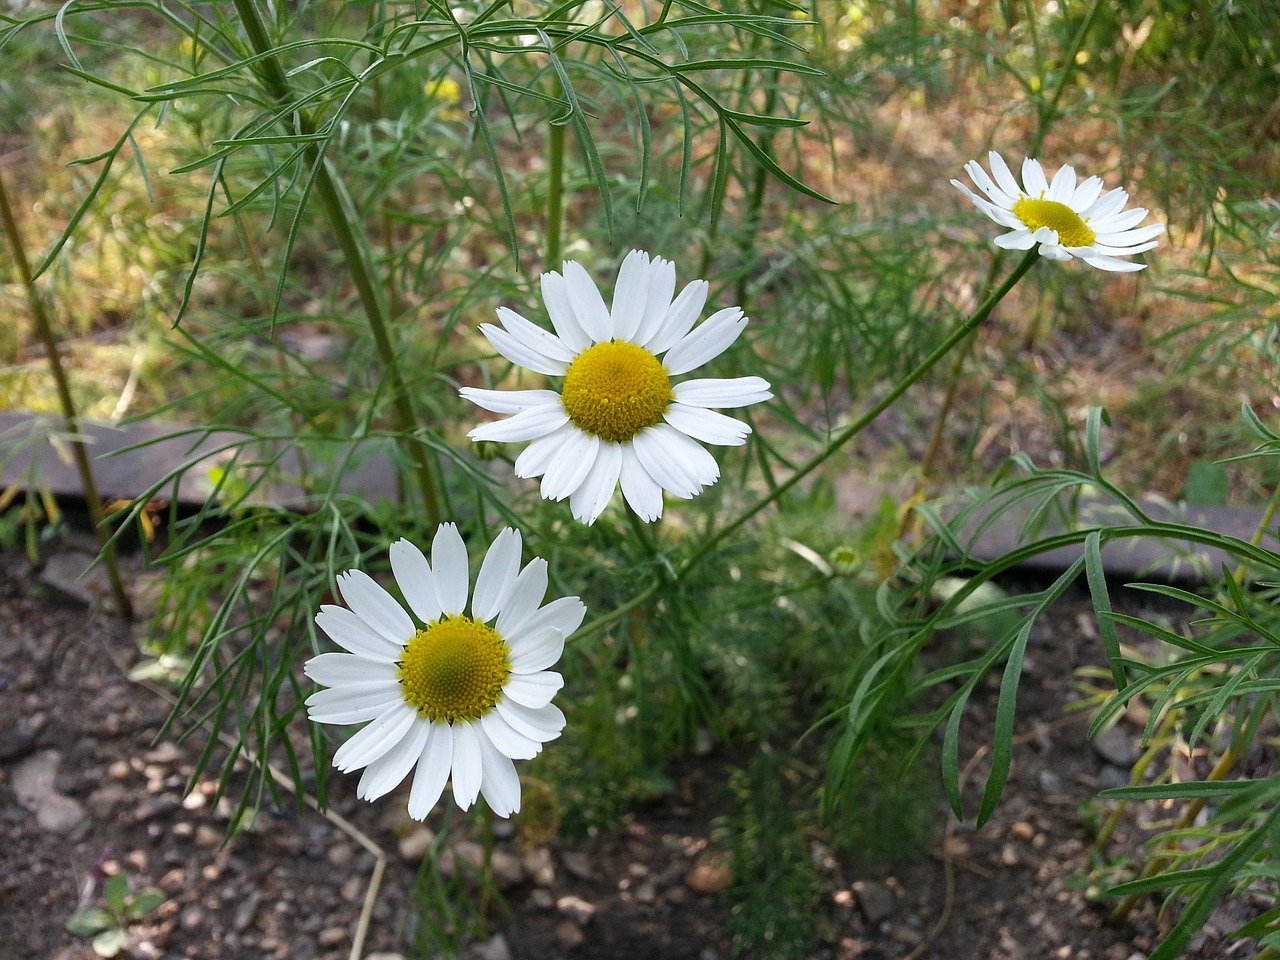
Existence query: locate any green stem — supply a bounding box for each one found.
[734,65,778,306]
[1110,744,1241,923]
[546,121,565,269]
[679,247,1042,579]
[231,0,442,526]
[917,0,1100,489]
[1029,0,1104,158]
[1232,478,1280,586]
[0,169,133,620]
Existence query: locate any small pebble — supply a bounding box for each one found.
[560,850,595,881]
[687,860,732,895]
[555,920,585,950]
[556,895,597,926]
[326,842,354,867]
[397,827,436,863]
[523,846,555,886]
[317,926,347,947]
[527,889,555,910]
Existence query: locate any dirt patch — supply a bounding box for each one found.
[0,546,1265,960]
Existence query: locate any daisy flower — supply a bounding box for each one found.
[951,151,1165,272]
[303,523,585,819]
[460,250,773,524]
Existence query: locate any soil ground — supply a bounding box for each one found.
[0,543,1268,960]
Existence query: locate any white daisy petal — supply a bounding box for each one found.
[356,716,431,801]
[632,255,677,347]
[458,387,562,415]
[632,424,720,498]
[496,698,566,742]
[664,404,752,446]
[308,701,403,726]
[332,702,417,773]
[1047,164,1076,202]
[504,671,565,709]
[467,405,569,443]
[539,430,601,503]
[1095,222,1165,245]
[495,306,575,364]
[523,596,587,644]
[337,570,414,645]
[950,180,1017,227]
[960,160,1015,208]
[569,441,623,524]
[611,249,651,342]
[994,229,1039,250]
[450,722,484,810]
[407,723,453,820]
[509,625,566,674]
[480,709,541,760]
[1071,175,1104,210]
[645,279,709,355]
[315,605,403,661]
[663,306,747,375]
[630,426,700,497]
[476,734,522,817]
[562,260,614,342]
[1037,241,1074,261]
[1081,254,1148,272]
[389,538,441,623]
[1083,187,1130,221]
[306,684,404,724]
[304,652,399,687]
[619,445,665,520]
[1087,239,1161,257]
[477,322,567,377]
[495,558,549,638]
[541,271,592,353]
[1021,157,1049,196]
[1094,206,1152,234]
[514,425,578,480]
[673,376,773,408]
[472,527,522,622]
[431,522,469,616]
[985,151,1021,201]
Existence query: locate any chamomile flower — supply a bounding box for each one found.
[952,151,1164,272]
[304,524,585,819]
[460,250,773,524]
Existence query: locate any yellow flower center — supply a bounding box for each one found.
[560,340,673,443]
[1012,196,1096,248]
[397,616,511,724]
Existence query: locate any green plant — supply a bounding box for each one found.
[65,873,167,959]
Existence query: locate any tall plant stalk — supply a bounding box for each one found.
[0,169,134,619]
[546,122,565,269]
[680,247,1042,577]
[231,0,442,526]
[915,0,1105,488]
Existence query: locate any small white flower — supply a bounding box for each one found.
[952,151,1165,272]
[460,250,773,525]
[304,524,586,819]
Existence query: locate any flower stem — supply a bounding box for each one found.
[546,121,565,269]
[1109,744,1241,923]
[231,0,441,526]
[679,247,1042,578]
[1232,477,1280,586]
[0,169,133,620]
